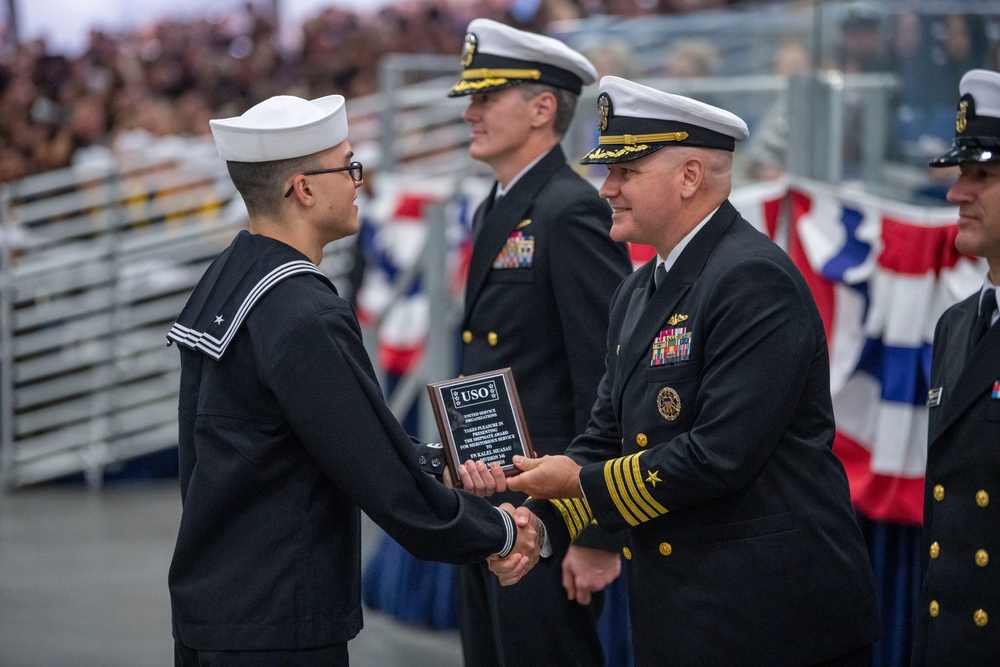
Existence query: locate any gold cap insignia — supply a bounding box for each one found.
[461,33,477,68]
[957,99,968,133]
[666,314,688,326]
[597,93,610,132]
[657,387,681,421]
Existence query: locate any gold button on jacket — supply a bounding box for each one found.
[623,547,632,560]
[929,542,939,559]
[462,330,473,344]
[929,600,940,617]
[659,542,672,556]
[974,609,989,627]
[487,332,498,346]
[977,490,990,507]
[933,484,945,501]
[976,549,989,567]
[636,433,648,447]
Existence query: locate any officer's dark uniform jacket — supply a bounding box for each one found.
[462,144,631,503]
[457,144,631,665]
[527,201,881,666]
[914,291,1000,665]
[166,230,512,651]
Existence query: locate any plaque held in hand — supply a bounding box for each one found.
[427,368,535,488]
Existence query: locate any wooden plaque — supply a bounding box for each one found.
[427,368,535,488]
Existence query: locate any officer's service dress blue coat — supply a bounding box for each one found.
[915,290,1000,665]
[529,201,881,666]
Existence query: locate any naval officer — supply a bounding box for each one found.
[496,76,881,666]
[915,68,1000,666]
[447,19,633,667]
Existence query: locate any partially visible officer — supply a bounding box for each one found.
[166,94,539,667]
[499,76,881,666]
[915,68,1000,666]
[447,18,633,667]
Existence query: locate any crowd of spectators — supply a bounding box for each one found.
[2,1,1000,184]
[0,0,741,183]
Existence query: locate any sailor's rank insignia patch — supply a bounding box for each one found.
[927,387,942,407]
[657,387,681,421]
[651,327,691,365]
[493,231,534,269]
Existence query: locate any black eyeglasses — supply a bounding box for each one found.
[284,161,363,197]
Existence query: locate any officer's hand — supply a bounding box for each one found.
[488,503,541,586]
[454,460,508,496]
[562,546,622,605]
[506,455,583,499]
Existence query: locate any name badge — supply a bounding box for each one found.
[927,387,942,407]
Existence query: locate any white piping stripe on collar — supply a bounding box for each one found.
[167,260,325,360]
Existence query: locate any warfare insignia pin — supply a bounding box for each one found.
[645,470,662,487]
[516,219,532,229]
[957,99,968,133]
[927,387,942,407]
[461,33,477,68]
[657,387,681,421]
[666,313,688,326]
[597,93,610,132]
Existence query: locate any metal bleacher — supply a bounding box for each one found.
[0,144,241,487]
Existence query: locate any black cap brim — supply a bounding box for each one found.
[929,144,1000,167]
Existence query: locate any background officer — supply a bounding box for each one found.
[500,76,881,667]
[915,68,1000,665]
[447,18,633,667]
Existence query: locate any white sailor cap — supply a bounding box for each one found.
[930,69,1000,167]
[209,95,348,163]
[581,76,749,165]
[449,18,597,97]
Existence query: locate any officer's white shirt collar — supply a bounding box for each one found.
[979,279,1000,326]
[495,149,551,198]
[656,206,720,273]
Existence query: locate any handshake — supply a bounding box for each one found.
[453,454,586,586]
[490,502,543,586]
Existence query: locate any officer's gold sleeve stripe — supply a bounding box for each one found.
[606,456,652,526]
[632,453,668,516]
[617,453,660,521]
[616,456,654,523]
[620,455,660,520]
[599,132,689,145]
[555,498,587,535]
[462,68,542,81]
[549,498,593,541]
[603,459,637,525]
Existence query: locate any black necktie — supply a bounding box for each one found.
[971,287,997,348]
[654,263,667,289]
[474,193,501,236]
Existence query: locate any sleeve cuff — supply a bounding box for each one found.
[493,506,515,558]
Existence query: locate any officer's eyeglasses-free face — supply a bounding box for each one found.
[284,161,364,197]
